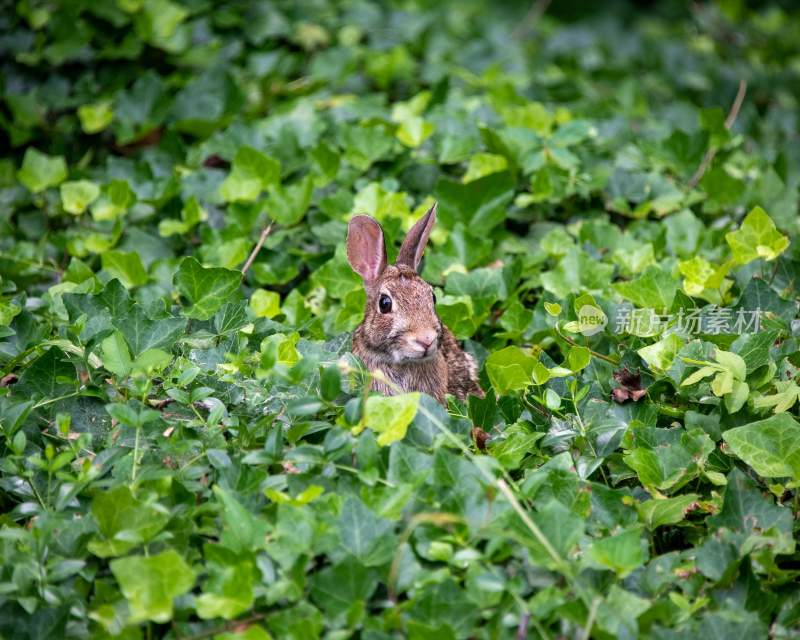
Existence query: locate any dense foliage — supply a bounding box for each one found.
[1,1,800,638]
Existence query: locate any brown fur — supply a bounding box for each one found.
[347,205,484,404]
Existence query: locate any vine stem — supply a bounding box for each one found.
[687,79,747,189]
[131,425,141,484]
[241,222,274,277]
[554,325,619,365]
[581,596,601,640]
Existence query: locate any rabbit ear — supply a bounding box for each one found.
[396,202,437,271]
[347,215,387,284]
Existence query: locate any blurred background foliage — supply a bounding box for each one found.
[1,0,799,639]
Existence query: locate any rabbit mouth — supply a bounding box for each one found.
[398,345,438,362]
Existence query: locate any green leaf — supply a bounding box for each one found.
[725,206,790,264]
[16,347,76,399]
[638,333,683,372]
[60,180,100,215]
[358,393,420,446]
[101,251,148,288]
[158,197,207,236]
[195,545,255,620]
[586,526,647,577]
[753,380,800,414]
[268,175,313,225]
[77,100,113,134]
[89,485,170,558]
[339,123,395,170]
[504,499,583,571]
[338,497,396,566]
[17,148,68,193]
[613,265,678,310]
[219,147,280,203]
[396,116,435,148]
[595,585,651,637]
[174,257,242,320]
[110,549,196,623]
[101,331,133,378]
[722,413,800,481]
[623,427,714,493]
[567,345,591,372]
[91,180,136,221]
[708,469,794,555]
[250,289,281,318]
[435,171,515,235]
[310,556,377,621]
[638,494,699,530]
[541,247,615,299]
[489,423,543,469]
[132,348,171,375]
[463,152,508,183]
[115,305,186,357]
[213,486,269,554]
[485,346,537,395]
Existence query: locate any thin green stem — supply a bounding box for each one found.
[131,426,141,485]
[33,391,82,409]
[555,325,619,365]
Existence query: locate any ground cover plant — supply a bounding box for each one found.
[1,0,799,637]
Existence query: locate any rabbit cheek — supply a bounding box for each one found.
[368,311,406,363]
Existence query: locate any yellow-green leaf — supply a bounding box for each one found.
[725,206,790,264]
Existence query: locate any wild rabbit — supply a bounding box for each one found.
[346,203,484,404]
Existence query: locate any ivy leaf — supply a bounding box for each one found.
[623,427,714,493]
[195,545,255,620]
[219,147,280,203]
[310,556,377,622]
[268,175,313,225]
[613,265,678,310]
[434,171,515,234]
[17,148,68,193]
[338,497,396,566]
[753,380,800,414]
[77,101,113,134]
[708,468,794,555]
[358,393,420,446]
[213,486,269,554]
[567,345,591,372]
[485,346,537,395]
[725,206,790,264]
[101,251,149,288]
[396,116,435,148]
[638,333,683,373]
[638,494,699,530]
[722,413,800,481]
[114,306,186,357]
[586,526,647,577]
[91,180,136,221]
[60,180,100,215]
[15,347,76,399]
[101,331,133,378]
[463,152,508,183]
[110,549,196,623]
[174,257,242,320]
[339,123,394,170]
[250,289,281,318]
[89,485,170,558]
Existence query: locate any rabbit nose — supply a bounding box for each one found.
[415,331,436,350]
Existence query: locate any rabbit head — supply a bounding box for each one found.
[347,203,442,364]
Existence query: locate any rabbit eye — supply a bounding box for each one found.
[432,291,437,305]
[378,294,392,314]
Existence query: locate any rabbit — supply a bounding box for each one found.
[346,202,484,404]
